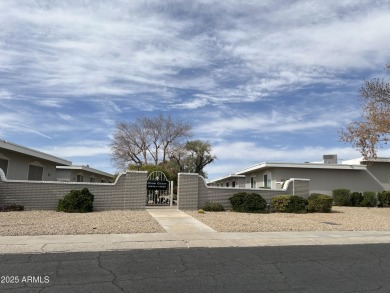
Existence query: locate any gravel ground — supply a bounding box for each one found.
[186,206,390,232]
[0,210,165,236]
[1,207,390,236]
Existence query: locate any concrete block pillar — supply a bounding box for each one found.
[285,178,310,197]
[126,171,148,209]
[178,173,199,210]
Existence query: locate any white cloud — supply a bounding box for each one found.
[0,90,12,100]
[2,0,388,107]
[35,99,66,108]
[197,102,358,137]
[57,113,73,121]
[1,0,389,179]
[40,142,110,158]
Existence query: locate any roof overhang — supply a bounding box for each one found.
[0,140,71,166]
[236,162,366,175]
[56,165,114,178]
[208,174,245,184]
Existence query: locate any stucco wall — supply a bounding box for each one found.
[365,163,390,191]
[0,169,147,210]
[268,168,384,195]
[0,149,58,181]
[178,173,310,210]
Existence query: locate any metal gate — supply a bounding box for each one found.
[146,171,173,206]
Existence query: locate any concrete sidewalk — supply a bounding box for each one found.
[1,231,390,254]
[146,208,217,233]
[1,208,390,254]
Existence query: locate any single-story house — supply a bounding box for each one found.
[208,155,390,196]
[207,174,246,188]
[0,140,113,182]
[0,140,71,181]
[56,165,113,183]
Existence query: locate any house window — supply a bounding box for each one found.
[232,181,236,188]
[77,175,84,182]
[101,179,106,183]
[90,177,96,182]
[28,165,43,181]
[263,173,272,188]
[250,177,256,188]
[0,158,8,177]
[226,182,229,187]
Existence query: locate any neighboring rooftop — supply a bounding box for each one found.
[235,161,366,175]
[56,165,114,178]
[208,174,245,184]
[342,157,390,164]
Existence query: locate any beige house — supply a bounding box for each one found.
[0,140,71,181]
[0,140,113,182]
[56,165,113,183]
[208,155,390,196]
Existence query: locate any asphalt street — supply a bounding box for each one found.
[1,243,390,293]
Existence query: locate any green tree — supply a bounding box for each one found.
[340,64,390,161]
[171,140,216,178]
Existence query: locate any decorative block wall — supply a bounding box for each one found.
[178,173,310,210]
[0,168,310,211]
[0,169,147,210]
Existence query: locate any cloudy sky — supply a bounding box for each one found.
[1,0,390,180]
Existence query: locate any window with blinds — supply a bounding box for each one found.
[28,165,43,181]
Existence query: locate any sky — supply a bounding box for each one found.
[1,0,390,181]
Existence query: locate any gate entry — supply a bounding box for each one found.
[146,171,173,206]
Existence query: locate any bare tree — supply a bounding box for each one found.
[110,114,192,169]
[340,64,390,161]
[160,114,193,163]
[110,119,151,169]
[144,115,163,165]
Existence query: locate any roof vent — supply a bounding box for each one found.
[323,154,337,164]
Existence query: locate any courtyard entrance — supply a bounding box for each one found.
[146,171,174,206]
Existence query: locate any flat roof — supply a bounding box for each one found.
[0,140,72,166]
[343,157,390,164]
[208,174,245,184]
[56,165,114,178]
[236,162,367,175]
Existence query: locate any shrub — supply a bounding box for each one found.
[332,189,352,206]
[377,191,390,207]
[229,192,268,213]
[57,188,94,213]
[285,196,308,213]
[0,204,24,212]
[307,194,333,213]
[350,192,364,207]
[202,202,225,212]
[272,195,290,212]
[360,191,377,207]
[272,195,308,213]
